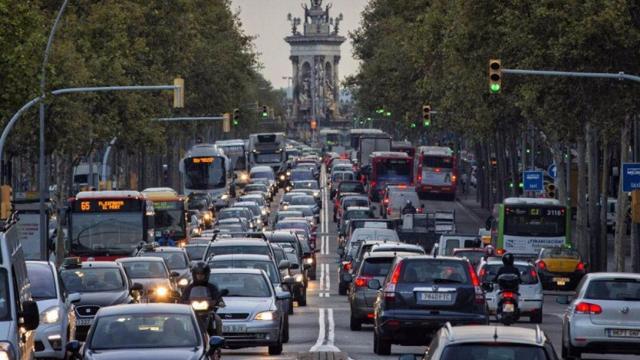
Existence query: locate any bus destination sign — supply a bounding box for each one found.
[74,199,143,212]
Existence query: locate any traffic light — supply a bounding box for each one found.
[545,182,557,199]
[422,105,431,127]
[173,77,185,108]
[261,106,268,118]
[222,113,231,133]
[233,108,240,126]
[489,59,502,94]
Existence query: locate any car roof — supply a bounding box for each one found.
[210,239,268,246]
[482,260,533,267]
[345,207,371,211]
[584,272,640,280]
[62,261,122,269]
[117,257,166,263]
[402,255,466,262]
[97,303,193,317]
[363,251,408,259]
[209,254,273,262]
[210,268,264,275]
[372,243,423,250]
[441,324,546,346]
[142,246,187,253]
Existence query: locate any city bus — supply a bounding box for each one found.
[214,139,250,188]
[490,197,571,257]
[416,146,457,199]
[179,144,232,209]
[248,132,287,173]
[368,151,414,202]
[142,188,188,246]
[391,140,415,158]
[319,128,345,152]
[347,129,384,150]
[67,191,155,260]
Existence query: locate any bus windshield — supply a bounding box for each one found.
[184,157,226,190]
[255,153,282,164]
[71,212,143,255]
[154,207,186,239]
[220,145,246,171]
[422,156,453,168]
[375,158,411,180]
[504,207,566,237]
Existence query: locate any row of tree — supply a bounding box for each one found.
[346,0,640,272]
[0,0,285,197]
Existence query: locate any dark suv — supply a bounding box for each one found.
[369,255,489,355]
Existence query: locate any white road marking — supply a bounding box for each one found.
[310,308,326,351]
[327,308,336,346]
[309,307,341,352]
[319,263,325,297]
[324,263,331,295]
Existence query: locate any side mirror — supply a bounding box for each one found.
[481,282,494,292]
[21,300,39,331]
[290,263,300,270]
[367,279,381,290]
[556,295,572,305]
[283,276,296,285]
[66,340,82,356]
[131,283,144,292]
[219,289,230,297]
[278,260,291,270]
[276,291,291,301]
[170,271,180,278]
[67,292,81,304]
[208,336,225,352]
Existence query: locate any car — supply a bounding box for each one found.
[234,201,266,229]
[288,195,320,216]
[338,206,374,235]
[218,207,257,230]
[186,193,215,228]
[332,180,366,199]
[431,234,482,256]
[210,268,288,355]
[59,259,141,341]
[283,205,318,225]
[242,183,272,200]
[238,193,270,215]
[273,210,304,225]
[65,303,223,360]
[334,194,370,223]
[291,180,320,192]
[369,242,425,255]
[535,247,586,290]
[274,218,316,252]
[288,168,316,184]
[183,243,210,262]
[452,248,486,268]
[208,254,292,340]
[561,272,640,359]
[250,166,277,192]
[419,324,559,360]
[265,230,314,280]
[136,245,192,288]
[477,260,544,323]
[116,257,179,303]
[369,255,488,355]
[204,238,275,260]
[279,245,308,306]
[383,187,421,219]
[329,171,357,198]
[280,191,308,206]
[27,261,80,359]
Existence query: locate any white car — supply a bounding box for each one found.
[561,272,640,359]
[477,260,544,323]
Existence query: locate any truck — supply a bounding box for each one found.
[396,211,456,253]
[357,133,392,170]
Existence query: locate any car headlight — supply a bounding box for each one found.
[191,300,209,311]
[178,278,189,287]
[240,173,249,181]
[261,209,267,216]
[294,274,304,283]
[40,306,60,324]
[203,213,212,221]
[280,175,286,181]
[313,191,320,197]
[154,286,169,298]
[286,171,291,176]
[220,194,229,200]
[254,311,276,321]
[304,258,314,265]
[0,342,16,360]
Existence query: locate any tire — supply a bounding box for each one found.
[350,315,362,331]
[283,316,290,343]
[288,298,294,315]
[339,282,347,296]
[530,310,543,324]
[268,342,283,355]
[298,289,307,306]
[562,325,581,360]
[373,331,391,355]
[309,267,316,281]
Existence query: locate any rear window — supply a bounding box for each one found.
[343,198,369,208]
[441,344,548,360]
[185,246,207,261]
[390,191,419,207]
[361,258,394,277]
[339,182,364,193]
[540,248,580,259]
[480,264,538,285]
[453,251,484,266]
[401,260,470,284]
[208,245,269,257]
[585,278,640,301]
[422,156,453,169]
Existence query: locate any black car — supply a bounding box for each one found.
[369,255,489,355]
[59,259,142,341]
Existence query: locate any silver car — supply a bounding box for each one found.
[477,260,544,323]
[210,268,287,355]
[562,272,640,359]
[26,261,80,359]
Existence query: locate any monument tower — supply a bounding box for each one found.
[286,0,346,136]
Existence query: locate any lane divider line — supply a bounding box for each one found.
[310,308,326,351]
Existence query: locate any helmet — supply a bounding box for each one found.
[191,261,210,284]
[406,200,412,205]
[502,253,515,266]
[485,245,495,257]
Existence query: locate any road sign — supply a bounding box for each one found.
[547,164,557,179]
[622,163,640,192]
[523,171,544,192]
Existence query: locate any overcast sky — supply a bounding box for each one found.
[230,0,370,89]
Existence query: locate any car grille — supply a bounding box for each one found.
[220,313,250,320]
[223,333,266,340]
[76,305,100,317]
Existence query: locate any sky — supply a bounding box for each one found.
[230,0,370,89]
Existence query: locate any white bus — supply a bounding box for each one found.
[416,146,457,200]
[248,132,287,173]
[214,139,249,187]
[179,144,232,209]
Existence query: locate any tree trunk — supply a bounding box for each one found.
[614,116,631,272]
[509,131,519,197]
[576,136,589,262]
[551,143,567,205]
[586,123,600,270]
[599,140,610,272]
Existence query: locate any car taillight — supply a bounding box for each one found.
[501,291,516,299]
[537,260,546,270]
[468,262,484,304]
[478,267,486,279]
[451,174,457,183]
[383,198,389,205]
[496,248,505,255]
[371,181,377,189]
[417,207,424,213]
[576,262,585,271]
[384,261,403,302]
[342,261,352,271]
[354,276,372,288]
[575,302,602,314]
[530,269,538,280]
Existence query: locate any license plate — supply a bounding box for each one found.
[223,324,247,333]
[418,292,452,302]
[553,277,570,286]
[609,329,640,338]
[504,303,515,313]
[76,318,93,326]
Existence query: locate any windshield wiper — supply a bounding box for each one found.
[432,278,463,284]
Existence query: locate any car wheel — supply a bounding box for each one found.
[283,316,290,343]
[338,283,347,296]
[288,298,294,315]
[268,342,283,355]
[530,310,543,324]
[373,331,391,355]
[309,268,316,281]
[350,315,362,331]
[562,325,581,360]
[298,290,307,306]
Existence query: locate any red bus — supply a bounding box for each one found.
[416,146,457,200]
[67,191,155,260]
[368,151,414,202]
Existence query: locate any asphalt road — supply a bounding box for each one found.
[223,167,640,360]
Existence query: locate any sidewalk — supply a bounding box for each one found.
[456,184,491,222]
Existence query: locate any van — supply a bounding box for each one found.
[431,234,482,256]
[0,218,40,359]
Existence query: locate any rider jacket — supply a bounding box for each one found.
[180,282,220,303]
[401,204,417,215]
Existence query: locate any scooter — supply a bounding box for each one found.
[496,273,520,326]
[189,286,229,359]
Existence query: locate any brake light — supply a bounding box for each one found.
[537,260,546,270]
[451,174,457,183]
[478,267,486,278]
[435,168,441,173]
[370,181,377,189]
[502,291,516,299]
[387,207,392,215]
[417,174,422,182]
[530,269,538,280]
[576,262,585,271]
[468,262,484,304]
[342,261,352,271]
[383,198,389,205]
[496,248,505,255]
[417,207,424,213]
[384,260,404,302]
[575,302,602,314]
[354,276,372,288]
[467,262,480,286]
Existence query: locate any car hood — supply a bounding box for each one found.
[130,278,172,291]
[35,298,60,313]
[86,348,203,360]
[0,321,11,340]
[77,291,131,307]
[219,297,274,316]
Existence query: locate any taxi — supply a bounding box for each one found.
[535,246,586,290]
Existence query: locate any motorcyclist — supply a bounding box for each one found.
[401,200,417,215]
[496,253,521,280]
[157,230,176,247]
[181,262,222,336]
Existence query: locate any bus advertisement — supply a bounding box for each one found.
[67,191,155,260]
[142,188,188,246]
[180,144,232,209]
[368,151,414,202]
[490,197,571,257]
[416,146,457,199]
[215,139,250,188]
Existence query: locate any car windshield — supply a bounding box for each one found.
[236,204,260,216]
[504,207,566,237]
[290,170,315,181]
[208,245,270,257]
[361,258,394,277]
[219,209,251,220]
[188,198,208,211]
[352,230,398,242]
[26,263,57,300]
[585,278,640,301]
[90,314,198,350]
[241,196,265,206]
[541,247,580,259]
[121,261,167,279]
[210,260,279,284]
[344,210,371,220]
[251,171,274,180]
[60,268,125,293]
[71,212,143,255]
[400,260,469,284]
[210,273,271,297]
[480,264,538,285]
[142,252,188,270]
[275,222,309,232]
[290,196,316,205]
[277,211,304,221]
[185,246,207,261]
[339,182,364,193]
[293,181,319,190]
[441,344,548,360]
[184,156,226,190]
[245,185,267,192]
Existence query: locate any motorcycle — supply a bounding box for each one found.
[188,286,229,359]
[496,273,520,326]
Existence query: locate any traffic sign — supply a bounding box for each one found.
[622,163,640,192]
[523,171,544,192]
[547,164,557,179]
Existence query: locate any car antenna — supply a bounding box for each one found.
[493,326,498,341]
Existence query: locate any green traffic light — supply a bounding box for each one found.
[376,109,384,114]
[509,182,514,188]
[232,120,239,126]
[423,120,430,127]
[518,182,524,188]
[261,112,268,118]
[367,117,372,121]
[490,83,501,93]
[385,111,391,117]
[410,123,416,128]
